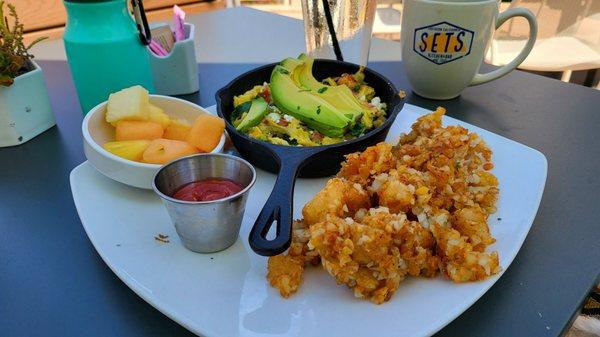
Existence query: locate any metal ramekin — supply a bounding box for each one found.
[152,153,256,253]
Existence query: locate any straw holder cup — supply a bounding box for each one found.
[149,23,200,96]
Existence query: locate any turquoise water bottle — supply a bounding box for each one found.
[63,0,155,114]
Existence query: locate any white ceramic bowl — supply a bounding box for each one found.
[82,95,225,189]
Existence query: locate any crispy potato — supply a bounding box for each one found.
[288,220,320,265]
[267,255,304,298]
[359,208,439,278]
[266,108,502,303]
[452,206,495,252]
[309,214,406,304]
[372,171,416,213]
[431,224,500,282]
[338,142,396,186]
[266,220,319,298]
[302,178,371,226]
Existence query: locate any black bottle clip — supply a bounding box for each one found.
[131,0,152,45]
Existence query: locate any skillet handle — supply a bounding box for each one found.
[249,154,304,256]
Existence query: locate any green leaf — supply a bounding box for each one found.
[0,0,48,78]
[348,123,366,137]
[26,36,48,51]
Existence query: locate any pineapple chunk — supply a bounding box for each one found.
[148,104,171,129]
[164,118,192,141]
[106,85,151,125]
[103,140,151,162]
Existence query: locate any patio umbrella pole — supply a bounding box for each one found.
[321,0,343,62]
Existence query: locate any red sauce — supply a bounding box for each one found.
[172,178,243,202]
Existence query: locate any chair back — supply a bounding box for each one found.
[498,0,599,43]
[487,0,600,72]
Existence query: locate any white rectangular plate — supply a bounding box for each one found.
[70,104,547,337]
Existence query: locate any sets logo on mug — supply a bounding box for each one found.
[413,22,474,65]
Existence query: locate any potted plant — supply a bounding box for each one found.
[0,0,53,147]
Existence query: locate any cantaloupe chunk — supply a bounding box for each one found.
[163,118,192,141]
[148,104,171,129]
[106,85,151,125]
[115,121,164,141]
[142,138,200,164]
[103,140,151,162]
[186,114,225,152]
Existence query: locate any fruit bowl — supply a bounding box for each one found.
[82,95,225,190]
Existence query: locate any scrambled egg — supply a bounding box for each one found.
[233,84,265,107]
[246,111,343,146]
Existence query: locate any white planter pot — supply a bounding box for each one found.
[0,60,55,147]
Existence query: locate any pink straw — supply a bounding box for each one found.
[173,5,186,41]
[149,39,168,56]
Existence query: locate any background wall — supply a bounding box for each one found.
[11,0,224,43]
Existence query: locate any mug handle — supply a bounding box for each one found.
[469,8,538,86]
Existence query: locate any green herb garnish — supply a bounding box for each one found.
[349,123,366,137]
[281,134,299,146]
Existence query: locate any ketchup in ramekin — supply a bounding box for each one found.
[172,178,242,202]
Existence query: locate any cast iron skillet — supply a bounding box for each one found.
[216,59,404,256]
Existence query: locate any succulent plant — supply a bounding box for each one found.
[0,0,46,86]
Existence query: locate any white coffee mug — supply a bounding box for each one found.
[401,0,537,99]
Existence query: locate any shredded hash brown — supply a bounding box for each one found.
[267,107,500,303]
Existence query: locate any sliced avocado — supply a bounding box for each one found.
[280,57,304,72]
[296,54,365,123]
[270,65,350,137]
[285,57,308,89]
[236,97,269,132]
[231,100,252,127]
[296,54,322,88]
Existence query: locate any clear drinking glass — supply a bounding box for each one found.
[301,0,377,65]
